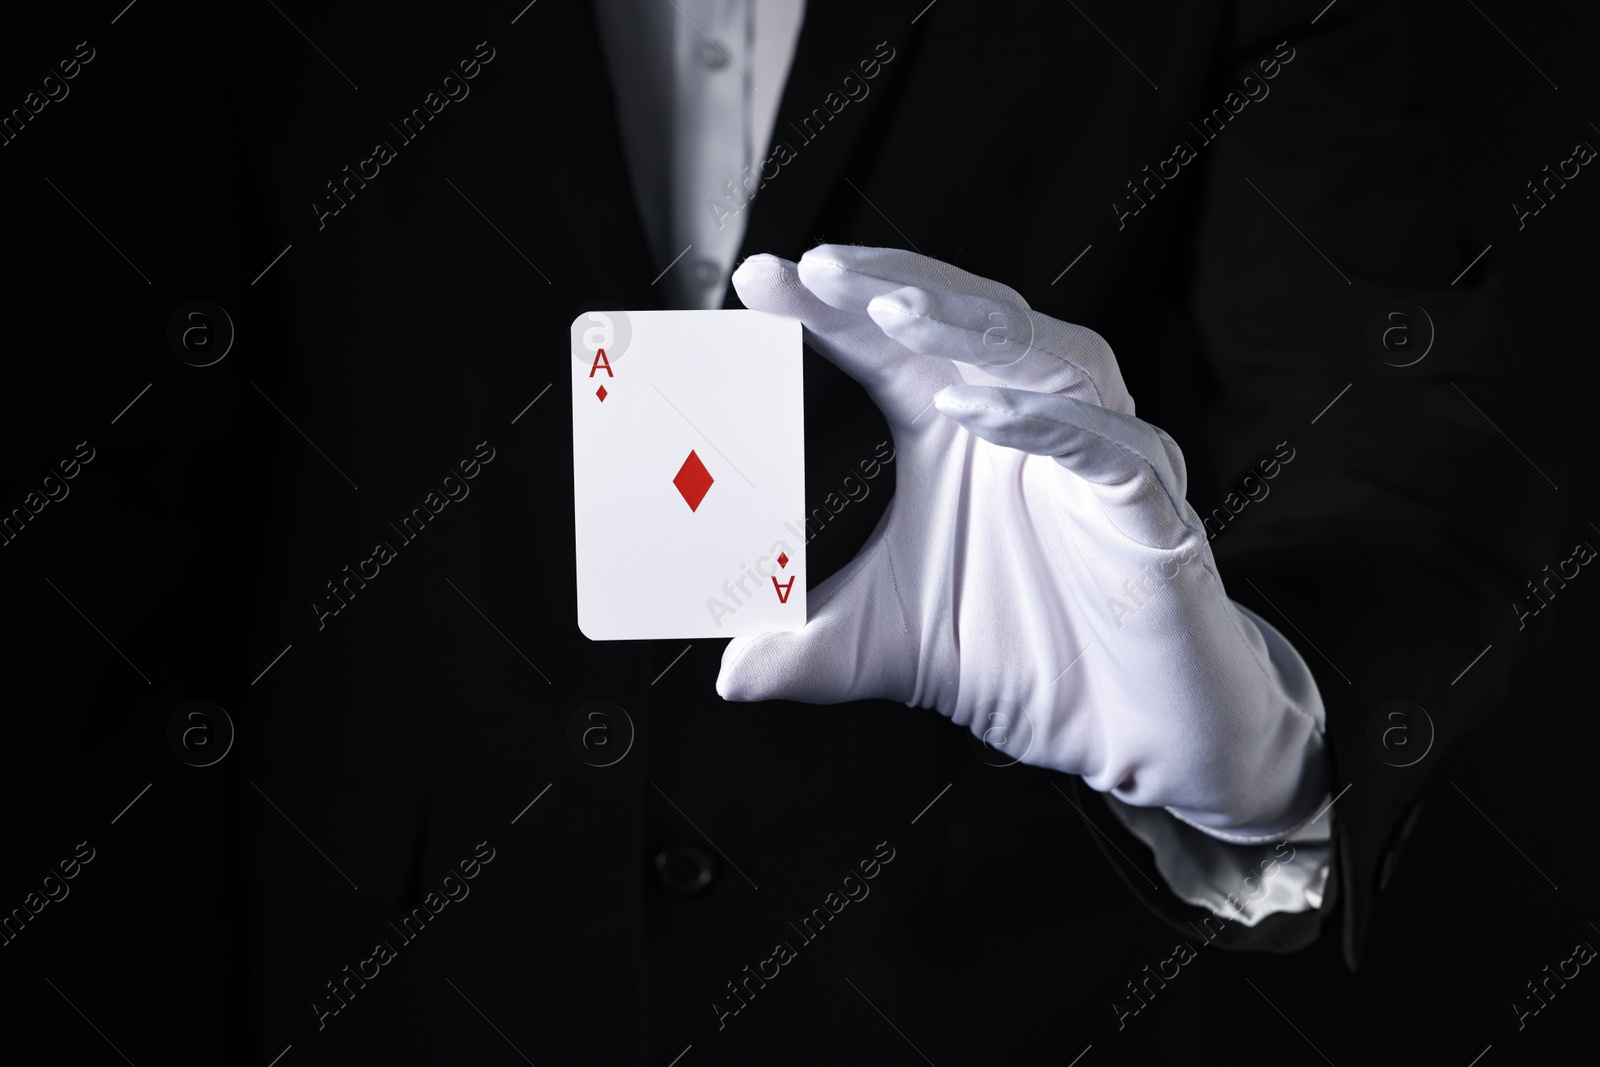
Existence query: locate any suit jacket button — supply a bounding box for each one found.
[655,844,717,894]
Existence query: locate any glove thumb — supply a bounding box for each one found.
[716,539,922,705]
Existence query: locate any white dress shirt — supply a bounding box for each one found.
[593,0,1332,926]
[595,0,803,309]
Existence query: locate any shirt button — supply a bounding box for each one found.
[694,259,732,287]
[655,843,717,894]
[695,40,731,70]
[690,258,723,288]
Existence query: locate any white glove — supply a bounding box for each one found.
[717,245,1328,840]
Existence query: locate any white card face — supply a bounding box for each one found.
[571,310,806,640]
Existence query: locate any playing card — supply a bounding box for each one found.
[571,310,806,640]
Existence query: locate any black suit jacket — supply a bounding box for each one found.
[208,0,1562,1062]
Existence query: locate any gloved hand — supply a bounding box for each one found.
[718,245,1328,840]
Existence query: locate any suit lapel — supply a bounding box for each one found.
[496,0,663,309]
[495,0,926,305]
[734,0,927,282]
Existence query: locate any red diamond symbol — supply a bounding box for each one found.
[777,552,789,568]
[596,385,608,402]
[673,450,714,511]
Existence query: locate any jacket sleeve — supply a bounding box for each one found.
[1075,0,1567,968]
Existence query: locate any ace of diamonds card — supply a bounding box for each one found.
[570,310,806,640]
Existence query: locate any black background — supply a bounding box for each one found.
[0,1,1594,1063]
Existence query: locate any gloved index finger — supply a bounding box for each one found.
[797,244,1030,313]
[731,253,960,427]
[867,286,1137,415]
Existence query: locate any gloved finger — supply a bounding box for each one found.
[732,253,955,426]
[933,384,1193,549]
[797,244,1028,313]
[717,538,921,705]
[866,286,1137,415]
